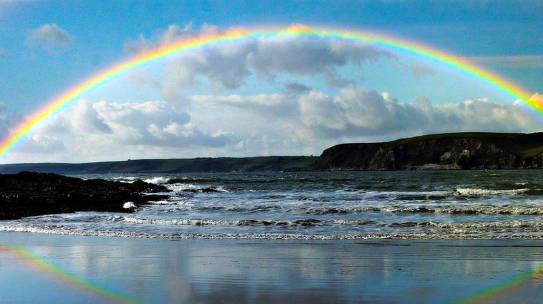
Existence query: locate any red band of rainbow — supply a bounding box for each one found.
[0,24,538,159]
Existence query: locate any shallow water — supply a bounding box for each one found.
[4,170,543,239]
[1,232,543,303]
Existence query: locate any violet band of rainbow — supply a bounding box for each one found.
[0,24,538,159]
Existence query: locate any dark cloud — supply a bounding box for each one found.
[284,82,312,95]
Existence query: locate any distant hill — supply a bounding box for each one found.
[312,132,543,170]
[2,132,543,174]
[0,156,318,174]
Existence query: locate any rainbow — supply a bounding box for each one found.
[0,244,143,303]
[0,24,539,159]
[452,263,543,304]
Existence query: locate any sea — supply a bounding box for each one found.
[4,170,543,240]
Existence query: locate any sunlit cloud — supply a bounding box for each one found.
[194,85,543,142]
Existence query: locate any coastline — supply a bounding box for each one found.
[2,231,543,303]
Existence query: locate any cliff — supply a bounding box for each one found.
[313,132,543,170]
[2,132,543,173]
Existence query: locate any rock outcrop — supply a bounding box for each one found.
[0,172,169,220]
[313,132,543,170]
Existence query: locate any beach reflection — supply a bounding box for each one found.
[2,233,543,303]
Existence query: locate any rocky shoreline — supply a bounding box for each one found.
[0,172,169,220]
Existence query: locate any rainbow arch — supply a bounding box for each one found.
[0,245,142,303]
[0,24,538,159]
[452,263,543,304]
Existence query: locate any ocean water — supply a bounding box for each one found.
[4,170,543,239]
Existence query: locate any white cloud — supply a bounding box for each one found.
[4,21,543,162]
[27,24,74,52]
[85,100,226,147]
[68,100,112,134]
[4,89,543,163]
[301,88,543,138]
[125,24,393,106]
[193,87,543,143]
[3,99,228,162]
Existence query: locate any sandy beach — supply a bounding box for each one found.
[1,231,542,303]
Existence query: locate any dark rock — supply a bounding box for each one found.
[413,207,434,213]
[0,172,170,220]
[293,219,321,226]
[389,222,422,227]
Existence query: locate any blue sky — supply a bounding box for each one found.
[0,0,542,162]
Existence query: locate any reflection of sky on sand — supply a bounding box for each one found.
[2,233,543,303]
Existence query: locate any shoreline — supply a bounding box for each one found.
[2,231,543,303]
[6,228,543,240]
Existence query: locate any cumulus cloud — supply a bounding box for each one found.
[192,93,296,118]
[125,24,393,106]
[194,86,543,142]
[5,89,543,163]
[6,99,228,162]
[83,100,227,147]
[304,89,543,138]
[27,24,74,52]
[247,37,389,81]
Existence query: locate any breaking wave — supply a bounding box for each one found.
[454,187,533,196]
[9,171,543,240]
[5,219,543,239]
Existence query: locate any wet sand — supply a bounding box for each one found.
[1,232,543,303]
